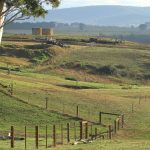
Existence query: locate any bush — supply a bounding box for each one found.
[118,70,128,77]
[97,65,117,75]
[143,73,150,80]
[65,77,77,81]
[0,66,21,72]
[115,64,126,69]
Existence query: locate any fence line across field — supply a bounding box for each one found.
[0,111,124,149]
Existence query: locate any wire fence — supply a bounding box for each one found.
[0,113,124,149]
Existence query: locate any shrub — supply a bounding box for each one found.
[143,73,150,80]
[0,66,21,72]
[97,65,117,75]
[65,77,77,81]
[115,64,126,69]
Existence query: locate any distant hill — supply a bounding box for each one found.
[25,5,150,26]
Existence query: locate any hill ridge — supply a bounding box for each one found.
[24,5,150,26]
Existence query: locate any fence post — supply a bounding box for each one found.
[11,126,14,148]
[53,125,56,147]
[117,119,120,130]
[85,122,88,139]
[35,126,39,149]
[61,124,63,145]
[95,128,97,139]
[25,126,27,149]
[91,124,93,140]
[76,105,79,117]
[67,123,70,143]
[99,112,102,124]
[108,125,112,139]
[46,125,48,148]
[121,115,124,128]
[114,120,117,134]
[132,103,134,113]
[45,97,48,109]
[74,122,76,141]
[80,121,83,140]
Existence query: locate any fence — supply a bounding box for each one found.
[0,112,124,149]
[2,84,149,149]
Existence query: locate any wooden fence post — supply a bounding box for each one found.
[45,97,48,109]
[99,112,102,124]
[80,122,83,140]
[35,126,39,149]
[74,122,76,141]
[46,125,48,148]
[121,115,124,128]
[11,126,14,148]
[114,120,117,134]
[132,103,134,113]
[95,128,97,139]
[61,124,64,145]
[108,125,112,139]
[76,105,79,117]
[117,119,120,130]
[25,126,27,149]
[67,123,70,143]
[85,122,88,139]
[91,124,93,140]
[53,125,56,147]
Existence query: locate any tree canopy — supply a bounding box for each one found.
[0,0,60,28]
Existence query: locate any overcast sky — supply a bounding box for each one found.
[58,0,150,8]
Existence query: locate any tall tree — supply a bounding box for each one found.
[0,0,60,44]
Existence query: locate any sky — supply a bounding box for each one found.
[58,0,150,8]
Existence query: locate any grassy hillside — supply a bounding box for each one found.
[0,39,150,149]
[42,45,150,83]
[0,92,76,130]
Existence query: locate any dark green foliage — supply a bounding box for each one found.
[137,73,150,80]
[0,44,54,64]
[144,74,150,80]
[6,0,60,17]
[0,66,21,72]
[96,65,117,75]
[65,77,77,81]
[59,84,99,89]
[0,0,60,29]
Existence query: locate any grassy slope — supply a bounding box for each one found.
[52,46,150,82]
[0,92,77,131]
[0,72,150,150]
[0,40,150,149]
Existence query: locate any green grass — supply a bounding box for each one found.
[0,92,78,131]
[0,39,150,150]
[54,46,150,81]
